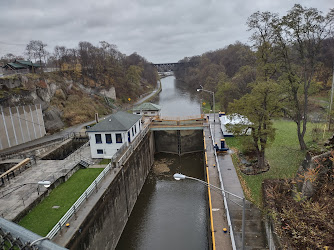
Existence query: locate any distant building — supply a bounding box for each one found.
[86,111,142,159]
[133,102,161,117]
[2,60,41,74]
[219,113,252,136]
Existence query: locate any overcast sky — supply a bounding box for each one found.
[0,0,332,63]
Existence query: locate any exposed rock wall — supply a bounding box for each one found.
[0,73,112,133]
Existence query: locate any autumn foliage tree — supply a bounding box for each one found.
[247,5,334,150]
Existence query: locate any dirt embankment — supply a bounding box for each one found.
[0,72,113,133]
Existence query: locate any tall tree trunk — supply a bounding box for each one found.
[257,150,266,169]
[297,121,307,150]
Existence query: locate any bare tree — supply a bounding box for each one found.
[248,5,334,150]
[25,40,48,68]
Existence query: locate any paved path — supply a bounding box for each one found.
[0,144,92,221]
[204,123,233,250]
[134,80,161,105]
[207,114,268,250]
[0,120,92,156]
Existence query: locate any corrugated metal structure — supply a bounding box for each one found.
[0,104,46,151]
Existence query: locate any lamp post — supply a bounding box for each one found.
[0,181,51,199]
[173,173,245,250]
[197,85,215,123]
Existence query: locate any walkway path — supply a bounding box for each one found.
[204,123,232,250]
[134,79,161,105]
[0,143,92,221]
[206,114,268,250]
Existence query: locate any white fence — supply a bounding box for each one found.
[46,162,112,239]
[46,124,150,239]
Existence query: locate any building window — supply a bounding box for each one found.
[137,112,140,114]
[134,124,137,133]
[116,133,122,143]
[151,112,155,114]
[132,127,134,136]
[95,134,102,144]
[105,134,112,144]
[144,112,148,114]
[97,149,103,154]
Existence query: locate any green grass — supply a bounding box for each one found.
[226,119,332,207]
[99,158,111,165]
[18,168,103,236]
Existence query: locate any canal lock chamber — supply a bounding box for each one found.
[116,129,211,250]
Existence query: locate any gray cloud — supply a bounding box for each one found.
[0,0,332,63]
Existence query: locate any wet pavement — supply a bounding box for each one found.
[206,114,268,250]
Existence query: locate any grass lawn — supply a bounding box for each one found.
[99,158,111,165]
[18,168,103,236]
[226,119,332,207]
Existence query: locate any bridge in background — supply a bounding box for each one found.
[152,61,198,72]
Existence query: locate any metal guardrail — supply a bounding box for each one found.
[46,162,112,239]
[0,217,67,250]
[46,124,150,239]
[209,123,237,250]
[113,124,150,168]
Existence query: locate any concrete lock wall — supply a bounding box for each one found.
[0,105,46,150]
[67,131,155,250]
[154,130,203,155]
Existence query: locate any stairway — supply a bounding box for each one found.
[79,159,92,168]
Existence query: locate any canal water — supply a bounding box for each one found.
[116,76,208,250]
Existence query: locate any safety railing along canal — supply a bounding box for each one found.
[209,123,238,250]
[46,123,150,239]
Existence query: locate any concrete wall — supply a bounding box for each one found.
[67,131,155,250]
[154,129,203,155]
[0,105,46,151]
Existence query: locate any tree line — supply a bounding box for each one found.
[1,41,158,101]
[175,4,334,169]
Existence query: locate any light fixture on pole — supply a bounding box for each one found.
[173,173,245,250]
[197,86,215,123]
[0,181,51,199]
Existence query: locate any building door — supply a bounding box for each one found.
[128,131,131,143]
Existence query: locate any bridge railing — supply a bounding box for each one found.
[157,114,204,121]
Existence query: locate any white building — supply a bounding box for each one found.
[132,102,161,117]
[87,111,142,159]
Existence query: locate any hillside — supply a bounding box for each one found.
[0,69,157,133]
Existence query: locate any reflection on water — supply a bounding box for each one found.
[116,153,208,250]
[153,76,202,117]
[116,76,207,250]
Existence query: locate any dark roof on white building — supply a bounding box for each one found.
[133,102,161,112]
[86,111,141,132]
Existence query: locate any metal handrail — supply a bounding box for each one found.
[46,124,150,239]
[46,162,112,239]
[209,123,237,250]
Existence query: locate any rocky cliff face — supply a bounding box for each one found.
[0,73,112,132]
